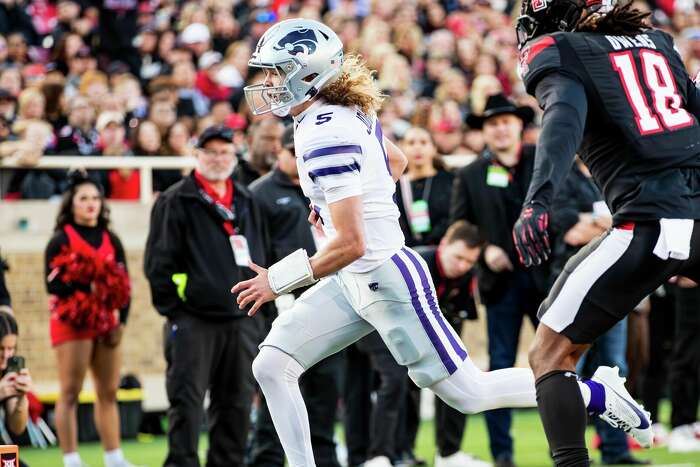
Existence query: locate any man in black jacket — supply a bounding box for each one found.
[144,125,270,467]
[414,221,487,467]
[450,94,546,467]
[247,125,343,467]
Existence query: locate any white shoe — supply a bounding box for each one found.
[435,451,493,467]
[668,424,700,452]
[652,422,669,447]
[692,421,700,439]
[363,456,393,467]
[592,366,653,448]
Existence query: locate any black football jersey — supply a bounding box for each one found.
[520,29,700,221]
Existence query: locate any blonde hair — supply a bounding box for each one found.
[17,88,45,118]
[319,54,385,116]
[79,70,109,96]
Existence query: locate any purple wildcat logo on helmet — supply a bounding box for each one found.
[273,29,318,56]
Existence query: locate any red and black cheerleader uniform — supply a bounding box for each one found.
[44,223,130,346]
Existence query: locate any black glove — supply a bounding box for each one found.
[512,201,550,267]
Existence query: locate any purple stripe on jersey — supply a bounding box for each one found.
[391,252,457,374]
[313,205,324,225]
[308,162,361,182]
[374,121,391,174]
[303,144,363,162]
[402,247,468,361]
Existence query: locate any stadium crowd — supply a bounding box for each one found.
[0,0,699,466]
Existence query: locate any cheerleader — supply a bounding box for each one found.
[45,171,135,467]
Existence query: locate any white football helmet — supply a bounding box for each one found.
[244,19,344,116]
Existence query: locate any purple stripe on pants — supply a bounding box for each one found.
[402,247,468,362]
[391,252,457,375]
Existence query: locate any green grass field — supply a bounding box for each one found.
[19,408,700,467]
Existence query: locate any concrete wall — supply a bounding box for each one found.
[0,201,534,411]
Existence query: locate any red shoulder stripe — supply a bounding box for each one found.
[526,35,556,64]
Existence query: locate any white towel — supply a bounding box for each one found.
[653,218,694,260]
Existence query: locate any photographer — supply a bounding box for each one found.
[0,310,31,440]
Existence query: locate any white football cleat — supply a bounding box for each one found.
[363,456,393,467]
[592,366,653,448]
[435,451,492,467]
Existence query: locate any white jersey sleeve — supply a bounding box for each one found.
[301,136,363,204]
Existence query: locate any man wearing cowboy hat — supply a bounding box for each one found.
[450,93,547,467]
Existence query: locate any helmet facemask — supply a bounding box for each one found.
[244,60,303,116]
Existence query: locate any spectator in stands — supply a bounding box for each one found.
[56,96,98,156]
[180,22,212,60]
[235,118,283,186]
[0,88,17,123]
[132,120,182,193]
[12,119,59,199]
[164,121,192,158]
[196,51,231,102]
[0,68,22,99]
[95,0,140,75]
[79,71,110,113]
[45,171,134,467]
[451,94,545,467]
[51,32,84,76]
[172,60,209,119]
[397,126,454,247]
[144,125,270,467]
[248,124,344,467]
[148,99,177,138]
[6,33,28,66]
[94,111,136,200]
[16,88,45,124]
[52,1,82,50]
[64,46,92,99]
[0,311,32,441]
[112,75,147,122]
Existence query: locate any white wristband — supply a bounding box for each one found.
[268,249,317,295]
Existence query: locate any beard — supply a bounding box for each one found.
[197,158,237,181]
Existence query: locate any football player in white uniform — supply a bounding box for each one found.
[233,18,647,467]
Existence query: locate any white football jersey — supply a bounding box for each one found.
[294,100,405,273]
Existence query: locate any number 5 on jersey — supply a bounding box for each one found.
[610,49,694,135]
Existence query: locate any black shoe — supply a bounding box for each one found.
[602,455,652,465]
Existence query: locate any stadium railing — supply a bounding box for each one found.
[0,156,198,203]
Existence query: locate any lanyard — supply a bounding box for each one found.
[418,176,433,201]
[198,188,237,235]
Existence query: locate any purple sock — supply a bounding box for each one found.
[584,379,606,415]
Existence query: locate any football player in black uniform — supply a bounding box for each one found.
[513,0,700,465]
